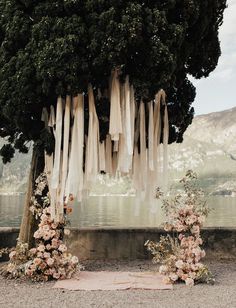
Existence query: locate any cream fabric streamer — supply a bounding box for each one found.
[50,97,63,220]
[48,105,56,138]
[77,94,85,200]
[124,76,132,156]
[153,92,161,189]
[148,101,154,171]
[45,74,169,214]
[112,152,118,176]
[132,146,141,191]
[130,85,136,156]
[113,141,119,152]
[41,107,54,198]
[65,94,84,202]
[117,84,128,173]
[59,95,71,212]
[85,85,100,185]
[139,102,146,191]
[162,91,169,191]
[109,69,122,141]
[41,107,56,219]
[51,97,63,190]
[99,141,106,172]
[105,134,113,175]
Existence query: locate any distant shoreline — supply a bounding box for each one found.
[0,192,25,196]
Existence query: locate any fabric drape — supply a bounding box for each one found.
[109,69,122,141]
[45,74,169,216]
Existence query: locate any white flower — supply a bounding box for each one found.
[43,252,50,259]
[37,245,45,252]
[169,273,179,282]
[53,272,60,279]
[175,260,184,269]
[58,244,67,252]
[159,265,168,274]
[71,256,79,265]
[9,251,16,259]
[33,230,41,239]
[185,277,194,286]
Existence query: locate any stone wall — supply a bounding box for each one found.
[1,227,236,261]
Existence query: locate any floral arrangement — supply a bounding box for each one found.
[2,172,82,281]
[145,170,214,286]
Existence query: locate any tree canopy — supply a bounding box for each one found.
[0,0,227,163]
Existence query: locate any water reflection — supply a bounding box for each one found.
[0,194,235,228]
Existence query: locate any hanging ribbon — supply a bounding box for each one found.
[85,85,100,186]
[139,101,147,192]
[161,90,169,191]
[46,73,169,213]
[65,94,84,202]
[59,95,71,213]
[148,101,154,171]
[109,69,123,141]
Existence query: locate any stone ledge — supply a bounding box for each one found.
[1,227,236,261]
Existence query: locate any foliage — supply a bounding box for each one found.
[0,0,227,162]
[1,172,82,281]
[145,170,214,286]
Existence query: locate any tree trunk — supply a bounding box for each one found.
[18,146,44,248]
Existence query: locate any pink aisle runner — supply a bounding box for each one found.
[53,271,173,291]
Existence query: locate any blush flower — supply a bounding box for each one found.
[71,256,79,265]
[58,244,67,253]
[46,258,54,266]
[185,278,194,286]
[9,251,16,259]
[38,245,45,252]
[175,260,184,269]
[33,258,42,266]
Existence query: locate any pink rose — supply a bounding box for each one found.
[58,244,67,252]
[42,225,50,232]
[29,248,37,255]
[46,244,51,250]
[34,230,41,239]
[33,258,42,266]
[51,239,59,248]
[37,252,43,258]
[46,258,54,266]
[38,244,45,252]
[43,252,51,259]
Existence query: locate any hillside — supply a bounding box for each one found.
[169,107,236,194]
[0,107,236,194]
[0,141,31,193]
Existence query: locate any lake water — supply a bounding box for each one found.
[0,194,235,228]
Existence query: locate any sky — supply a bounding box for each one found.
[191,0,236,115]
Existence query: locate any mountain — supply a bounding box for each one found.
[0,141,31,193]
[0,107,236,194]
[169,107,236,194]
